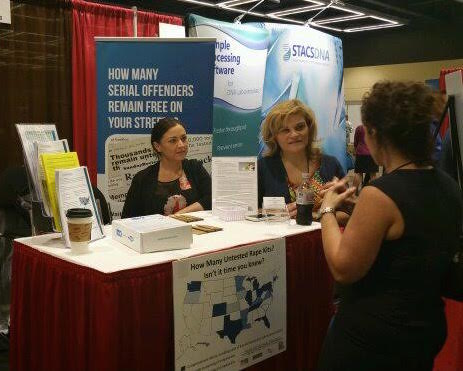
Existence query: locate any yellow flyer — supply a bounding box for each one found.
[41,152,80,231]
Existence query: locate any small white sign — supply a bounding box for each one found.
[0,0,11,24]
[212,157,258,213]
[262,197,286,210]
[159,23,185,38]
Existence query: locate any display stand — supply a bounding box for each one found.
[433,95,462,187]
[22,156,54,236]
[448,96,463,190]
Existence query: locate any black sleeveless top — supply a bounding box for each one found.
[336,168,462,357]
[154,176,198,216]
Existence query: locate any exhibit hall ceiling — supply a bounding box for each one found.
[114,0,463,34]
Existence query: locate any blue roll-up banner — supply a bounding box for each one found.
[189,15,269,157]
[249,23,347,169]
[96,38,215,219]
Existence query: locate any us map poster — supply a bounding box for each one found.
[173,239,286,371]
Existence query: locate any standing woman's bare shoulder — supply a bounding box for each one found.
[344,185,404,244]
[333,185,404,283]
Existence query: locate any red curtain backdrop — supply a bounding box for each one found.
[71,0,183,184]
[434,299,463,371]
[438,67,463,137]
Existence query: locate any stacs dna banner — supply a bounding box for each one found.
[248,23,347,169]
[189,15,269,156]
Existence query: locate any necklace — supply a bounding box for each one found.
[159,162,183,182]
[386,160,414,174]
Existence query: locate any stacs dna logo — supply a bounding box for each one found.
[282,43,330,63]
[282,44,291,61]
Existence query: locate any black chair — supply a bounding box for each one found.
[0,166,34,347]
[0,166,32,236]
[92,186,112,225]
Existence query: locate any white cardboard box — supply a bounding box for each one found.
[112,214,192,253]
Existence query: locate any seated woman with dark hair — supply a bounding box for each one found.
[318,81,462,370]
[258,99,346,219]
[122,118,211,218]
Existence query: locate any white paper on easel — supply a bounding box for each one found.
[35,139,69,216]
[159,23,185,38]
[0,0,11,24]
[16,124,58,200]
[56,166,105,247]
[212,157,258,213]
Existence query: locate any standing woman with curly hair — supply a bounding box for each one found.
[318,81,462,370]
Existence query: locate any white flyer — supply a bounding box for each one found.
[173,238,287,371]
[212,157,258,213]
[55,166,105,247]
[0,0,11,24]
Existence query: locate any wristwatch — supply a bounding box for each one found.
[319,207,336,218]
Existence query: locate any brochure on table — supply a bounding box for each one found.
[16,123,59,200]
[55,166,105,247]
[173,238,287,371]
[35,139,70,216]
[41,152,80,231]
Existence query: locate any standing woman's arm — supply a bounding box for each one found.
[320,184,402,284]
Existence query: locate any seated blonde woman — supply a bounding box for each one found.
[258,99,346,220]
